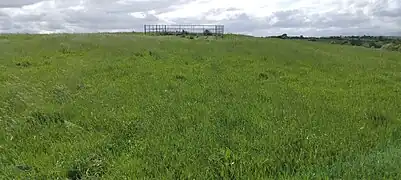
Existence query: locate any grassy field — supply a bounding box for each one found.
[1,33,401,179]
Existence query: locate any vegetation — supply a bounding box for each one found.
[269,34,401,52]
[1,33,401,179]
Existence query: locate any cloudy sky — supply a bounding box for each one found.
[0,0,400,36]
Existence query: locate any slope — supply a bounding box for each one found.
[1,34,401,179]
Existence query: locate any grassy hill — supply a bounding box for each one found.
[1,33,401,179]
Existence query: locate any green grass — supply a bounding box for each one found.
[1,33,401,179]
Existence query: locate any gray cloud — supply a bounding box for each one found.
[372,7,401,18]
[370,0,401,17]
[0,0,400,36]
[210,1,400,36]
[0,0,172,33]
[269,10,308,28]
[63,9,160,31]
[81,0,187,13]
[223,14,265,33]
[311,10,371,29]
[0,0,42,8]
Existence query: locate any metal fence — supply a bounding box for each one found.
[144,24,224,37]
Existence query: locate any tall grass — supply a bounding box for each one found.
[1,33,401,179]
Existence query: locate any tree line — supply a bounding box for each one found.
[268,34,401,52]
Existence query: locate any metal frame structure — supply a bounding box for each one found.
[144,24,224,37]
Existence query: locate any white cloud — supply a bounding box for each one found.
[0,0,400,36]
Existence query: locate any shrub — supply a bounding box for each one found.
[362,42,371,48]
[382,43,399,51]
[16,61,32,67]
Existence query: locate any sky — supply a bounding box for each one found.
[0,0,400,36]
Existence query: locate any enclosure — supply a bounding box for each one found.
[144,24,224,37]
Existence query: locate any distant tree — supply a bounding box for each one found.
[280,33,288,39]
[300,35,304,39]
[181,30,189,35]
[203,29,213,36]
[369,41,381,48]
[350,39,362,46]
[334,36,342,40]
